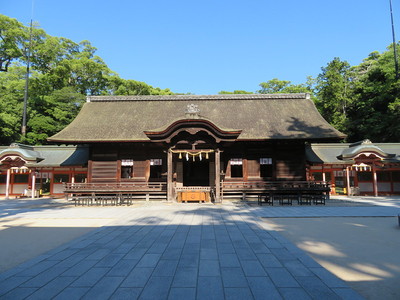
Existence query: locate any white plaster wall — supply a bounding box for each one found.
[358,182,373,192]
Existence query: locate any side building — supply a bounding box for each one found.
[307,140,400,196]
[0,144,88,198]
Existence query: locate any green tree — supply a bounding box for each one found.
[258,78,291,94]
[0,66,25,144]
[0,15,25,71]
[315,57,354,133]
[0,14,176,144]
[108,76,174,96]
[347,44,400,142]
[218,90,253,94]
[23,87,85,144]
[258,78,312,94]
[0,15,48,72]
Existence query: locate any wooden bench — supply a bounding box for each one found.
[258,193,273,206]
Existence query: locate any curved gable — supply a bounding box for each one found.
[0,143,43,166]
[144,119,241,143]
[338,140,396,161]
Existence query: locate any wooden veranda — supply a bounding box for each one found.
[64,181,330,205]
[221,181,330,205]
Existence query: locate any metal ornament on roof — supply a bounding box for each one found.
[186,104,200,114]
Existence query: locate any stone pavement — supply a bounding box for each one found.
[0,201,365,300]
[249,204,400,218]
[249,195,400,218]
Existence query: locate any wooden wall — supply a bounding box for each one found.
[89,143,167,183]
[88,141,307,183]
[275,143,305,180]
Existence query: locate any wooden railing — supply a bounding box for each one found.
[222,181,330,191]
[64,182,167,193]
[221,181,331,201]
[64,181,330,204]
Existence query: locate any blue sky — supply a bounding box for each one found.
[3,0,398,94]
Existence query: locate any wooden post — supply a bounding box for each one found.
[243,159,248,182]
[372,165,378,197]
[167,149,173,201]
[31,170,36,198]
[215,149,221,203]
[346,167,351,196]
[87,160,93,183]
[5,168,11,199]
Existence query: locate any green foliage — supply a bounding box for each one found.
[218,90,253,94]
[346,44,400,142]
[258,78,291,94]
[258,78,312,94]
[0,15,26,72]
[0,66,25,144]
[108,77,174,96]
[0,14,175,145]
[314,57,353,132]
[256,46,400,143]
[312,44,400,142]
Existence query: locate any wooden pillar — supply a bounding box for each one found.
[5,168,11,199]
[87,160,93,183]
[372,165,378,197]
[345,167,351,196]
[167,149,174,201]
[31,170,36,198]
[243,159,248,181]
[67,170,75,200]
[215,149,221,203]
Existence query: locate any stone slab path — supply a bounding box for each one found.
[0,202,365,300]
[250,205,400,218]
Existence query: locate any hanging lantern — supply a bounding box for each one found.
[206,152,209,159]
[193,154,195,161]
[186,153,189,161]
[199,153,202,161]
[179,152,182,159]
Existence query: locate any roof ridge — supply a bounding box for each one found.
[86,93,309,102]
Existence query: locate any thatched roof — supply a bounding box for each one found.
[48,94,345,143]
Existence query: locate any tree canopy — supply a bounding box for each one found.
[0,15,173,145]
[313,45,400,142]
[1,14,399,144]
[248,47,400,143]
